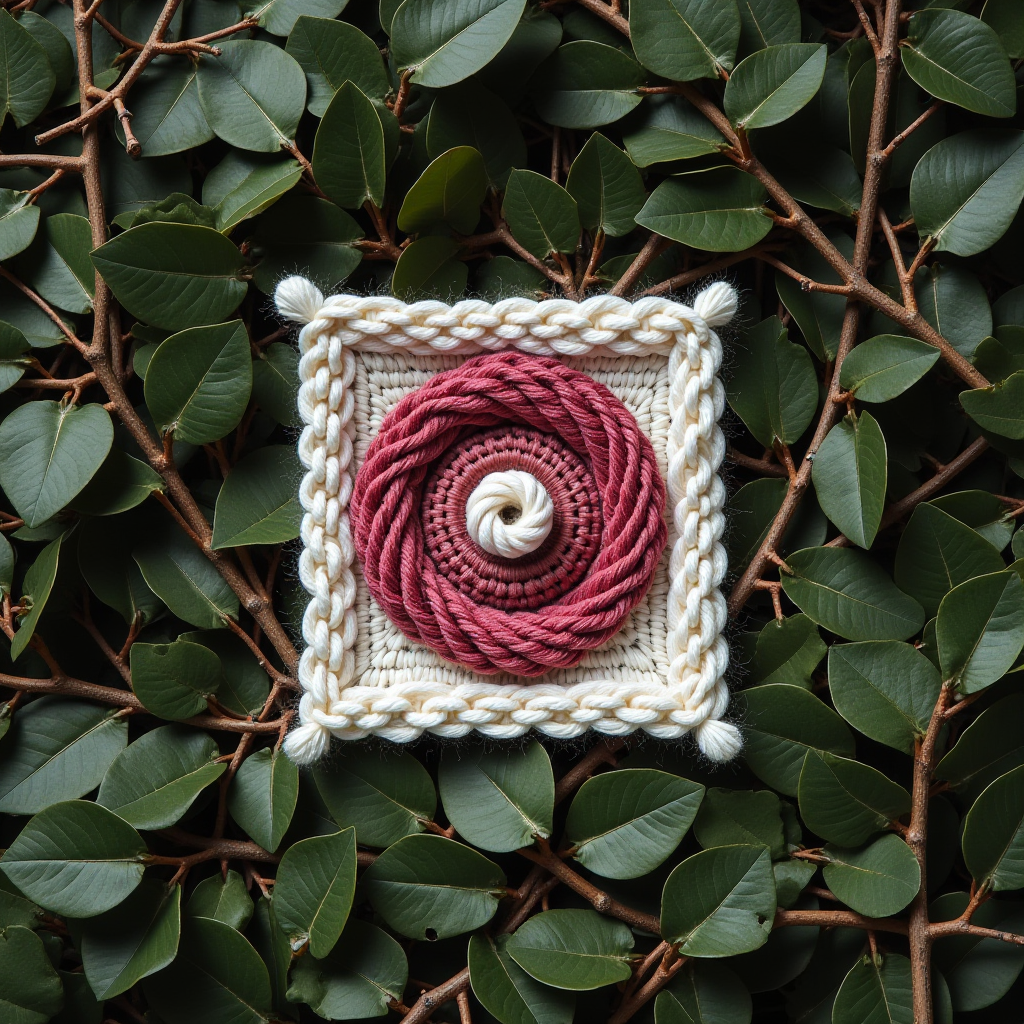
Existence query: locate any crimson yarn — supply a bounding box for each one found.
[350,351,668,676]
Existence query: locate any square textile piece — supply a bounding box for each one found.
[274,277,741,765]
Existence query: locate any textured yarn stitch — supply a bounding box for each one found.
[274,278,740,765]
[351,352,667,677]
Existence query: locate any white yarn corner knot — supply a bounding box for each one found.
[466,471,554,559]
[694,718,743,762]
[275,276,325,325]
[693,281,739,329]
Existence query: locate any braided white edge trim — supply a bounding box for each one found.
[274,278,741,765]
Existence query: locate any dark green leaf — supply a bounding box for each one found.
[80,879,180,1000]
[565,133,646,237]
[398,146,487,234]
[250,343,300,425]
[798,750,911,846]
[202,151,301,233]
[630,0,741,82]
[833,954,912,1024]
[737,0,800,53]
[438,741,554,854]
[838,336,940,403]
[935,693,1024,801]
[0,696,127,814]
[312,81,386,209]
[0,800,145,917]
[502,169,580,258]
[211,446,301,548]
[363,834,505,940]
[637,167,771,252]
[257,0,345,37]
[185,870,252,931]
[124,59,213,157]
[97,725,225,830]
[963,764,1024,890]
[748,614,825,687]
[10,533,65,660]
[391,235,468,301]
[71,449,164,517]
[724,43,826,129]
[822,835,920,918]
[902,9,1015,118]
[566,768,704,879]
[129,640,223,721]
[0,188,39,261]
[273,828,356,956]
[0,925,63,1024]
[0,9,55,127]
[961,369,1024,439]
[781,547,925,642]
[506,909,634,990]
[227,747,299,853]
[828,641,941,754]
[622,96,725,166]
[661,845,776,956]
[655,961,752,1024]
[693,788,784,858]
[180,630,269,717]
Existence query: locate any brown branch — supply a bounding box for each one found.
[726,446,789,478]
[641,246,779,298]
[0,267,86,351]
[608,233,670,297]
[0,153,84,172]
[880,100,942,162]
[929,918,1024,947]
[608,948,687,1024]
[554,737,625,803]
[152,827,280,864]
[402,969,471,1024]
[774,908,908,935]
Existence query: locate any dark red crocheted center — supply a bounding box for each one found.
[421,427,603,611]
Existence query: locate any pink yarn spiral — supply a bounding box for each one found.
[351,352,667,676]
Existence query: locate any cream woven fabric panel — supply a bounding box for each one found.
[273,277,740,765]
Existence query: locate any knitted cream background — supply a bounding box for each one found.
[274,277,740,765]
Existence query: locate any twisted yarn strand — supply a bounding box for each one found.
[275,277,740,764]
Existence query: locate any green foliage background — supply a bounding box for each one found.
[1,0,1024,1022]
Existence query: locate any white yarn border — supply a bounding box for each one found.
[273,278,742,765]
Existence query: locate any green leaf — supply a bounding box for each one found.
[963,764,1024,891]
[975,326,1024,386]
[363,834,505,940]
[0,320,29,398]
[476,256,547,300]
[531,40,645,129]
[16,213,93,314]
[79,879,180,999]
[0,9,55,127]
[0,800,145,917]
[724,43,826,129]
[312,81,386,209]
[566,768,704,879]
[211,446,301,549]
[0,925,63,1024]
[902,9,1015,118]
[811,411,886,549]
[124,59,213,157]
[287,918,406,1017]
[286,16,388,117]
[0,697,127,815]
[398,146,487,235]
[740,683,855,795]
[655,961,752,1024]
[962,369,1024,439]
[798,750,911,846]
[914,263,992,361]
[92,222,247,331]
[748,614,825,687]
[252,195,363,296]
[565,134,646,238]
[781,547,925,642]
[313,749,436,848]
[470,930,575,1023]
[0,189,39,261]
[97,725,225,830]
[250,343,300,426]
[727,317,817,447]
[196,40,305,151]
[932,891,1024,1011]
[637,166,771,252]
[935,693,1024,801]
[273,828,356,956]
[134,521,240,628]
[982,0,1024,59]
[438,741,553,854]
[828,641,941,754]
[661,845,776,956]
[17,10,73,97]
[145,320,252,444]
[937,571,1024,691]
[822,835,920,918]
[506,909,634,990]
[202,151,301,233]
[737,0,800,54]
[141,915,271,1024]
[257,0,346,37]
[129,640,223,721]
[0,400,112,529]
[79,515,160,627]
[227,747,298,853]
[623,96,725,166]
[630,0,741,81]
[839,336,940,404]
[10,533,65,661]
[391,236,468,301]
[426,80,525,188]
[693,789,785,858]
[0,532,13,598]
[894,503,1005,618]
[391,0,527,87]
[181,630,268,717]
[70,449,164,517]
[502,169,580,258]
[833,954,912,1024]
[185,871,252,930]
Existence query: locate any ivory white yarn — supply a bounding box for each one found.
[274,277,741,765]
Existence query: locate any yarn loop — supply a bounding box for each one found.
[466,471,554,559]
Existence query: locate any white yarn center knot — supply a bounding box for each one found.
[466,471,554,559]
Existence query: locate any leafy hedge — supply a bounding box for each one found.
[1,0,1024,1022]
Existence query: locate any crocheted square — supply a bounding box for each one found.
[274,278,740,765]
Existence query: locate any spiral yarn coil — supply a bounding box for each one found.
[274,276,740,765]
